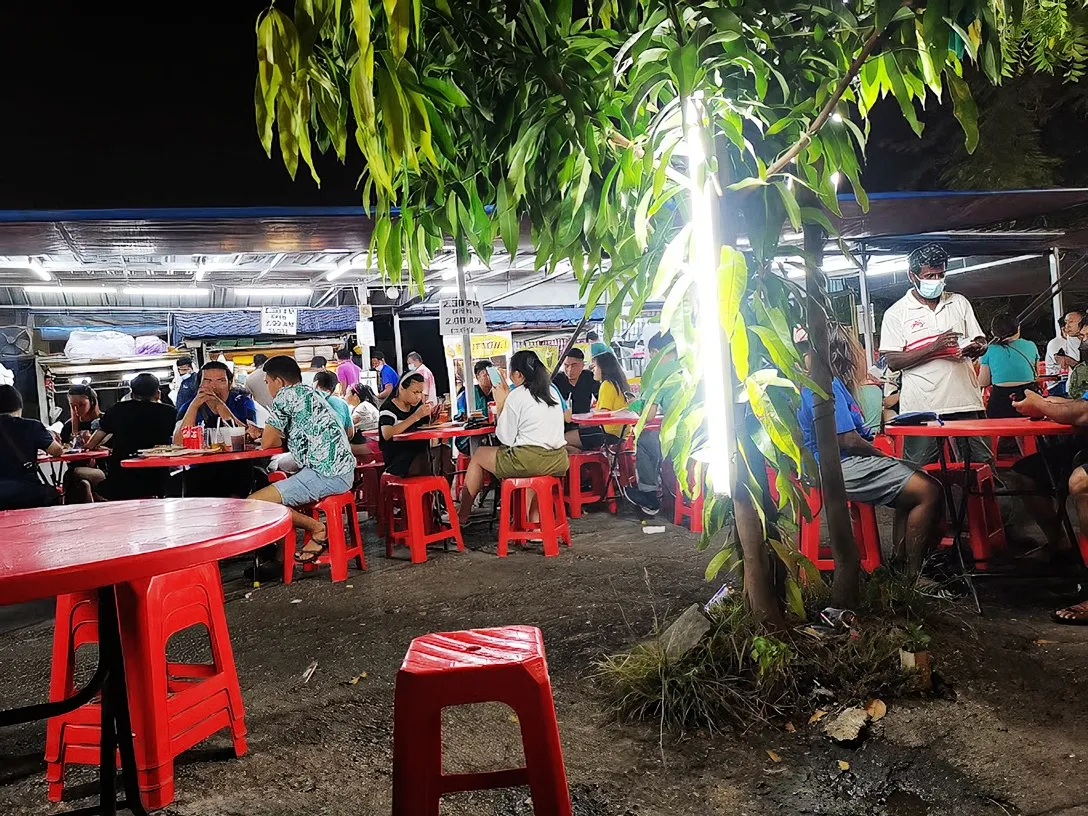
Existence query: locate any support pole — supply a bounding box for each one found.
[1050,248,1064,328]
[454,227,476,412]
[393,310,404,371]
[857,245,875,365]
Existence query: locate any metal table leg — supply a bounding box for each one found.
[0,585,148,815]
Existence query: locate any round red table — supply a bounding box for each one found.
[120,447,284,469]
[393,423,495,442]
[884,418,1077,612]
[0,499,292,815]
[38,449,111,465]
[570,411,662,431]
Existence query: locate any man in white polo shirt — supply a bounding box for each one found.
[879,243,990,464]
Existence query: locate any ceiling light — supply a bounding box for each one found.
[233,287,312,297]
[122,286,210,296]
[25,285,117,294]
[386,286,399,299]
[194,261,207,282]
[28,259,52,281]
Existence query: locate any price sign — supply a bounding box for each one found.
[439,298,486,334]
[260,307,298,336]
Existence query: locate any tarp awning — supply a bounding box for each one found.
[171,306,361,345]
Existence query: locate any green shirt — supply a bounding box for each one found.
[268,384,355,478]
[320,392,354,434]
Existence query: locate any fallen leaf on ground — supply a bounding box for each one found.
[1034,639,1057,646]
[808,709,828,725]
[838,760,850,771]
[784,722,796,733]
[766,749,781,763]
[345,672,368,685]
[290,599,303,604]
[864,698,887,721]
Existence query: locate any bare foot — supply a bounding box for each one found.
[1052,600,1088,624]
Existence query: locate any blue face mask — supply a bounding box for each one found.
[916,278,945,299]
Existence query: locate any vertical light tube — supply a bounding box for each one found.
[685,95,735,494]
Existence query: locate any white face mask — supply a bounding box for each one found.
[1068,336,1082,350]
[407,363,418,371]
[915,278,945,299]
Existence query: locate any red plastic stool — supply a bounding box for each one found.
[617,436,637,489]
[674,491,704,533]
[393,626,572,816]
[499,477,571,557]
[923,462,1006,569]
[356,459,385,518]
[564,451,615,518]
[283,490,366,584]
[45,563,247,809]
[798,487,883,573]
[382,473,464,563]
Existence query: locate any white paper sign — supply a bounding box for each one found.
[260,307,298,335]
[439,298,486,334]
[356,320,375,346]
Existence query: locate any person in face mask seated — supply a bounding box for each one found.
[1046,309,1083,377]
[878,243,990,465]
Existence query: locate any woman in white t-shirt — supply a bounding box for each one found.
[455,350,570,521]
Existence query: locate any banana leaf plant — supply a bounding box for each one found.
[252,0,1028,624]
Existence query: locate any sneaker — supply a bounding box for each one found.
[622,486,660,515]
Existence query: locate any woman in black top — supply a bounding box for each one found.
[0,385,63,510]
[378,373,434,477]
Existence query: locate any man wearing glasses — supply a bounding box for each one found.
[878,244,989,465]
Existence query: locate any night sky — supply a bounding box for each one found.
[0,5,924,213]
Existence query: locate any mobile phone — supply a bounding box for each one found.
[486,365,504,387]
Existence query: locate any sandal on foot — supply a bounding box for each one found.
[295,538,328,564]
[1052,602,1088,625]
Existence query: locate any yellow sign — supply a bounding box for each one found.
[444,332,512,360]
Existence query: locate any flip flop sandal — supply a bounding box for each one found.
[1051,605,1088,625]
[295,539,329,564]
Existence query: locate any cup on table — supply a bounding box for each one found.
[227,427,246,452]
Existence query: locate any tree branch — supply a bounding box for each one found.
[764,27,883,180]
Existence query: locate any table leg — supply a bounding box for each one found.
[0,586,147,815]
[934,441,982,615]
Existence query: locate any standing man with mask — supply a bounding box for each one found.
[406,351,438,404]
[878,244,989,464]
[1045,309,1083,376]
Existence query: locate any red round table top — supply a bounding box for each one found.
[0,498,292,606]
[570,411,662,430]
[120,447,284,468]
[883,418,1074,437]
[38,449,110,464]
[394,424,495,442]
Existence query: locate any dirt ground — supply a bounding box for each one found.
[1,505,1087,816]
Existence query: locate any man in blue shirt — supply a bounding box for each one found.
[797,337,943,577]
[371,350,400,401]
[172,361,259,498]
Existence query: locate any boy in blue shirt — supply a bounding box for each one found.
[371,350,400,401]
[796,329,943,576]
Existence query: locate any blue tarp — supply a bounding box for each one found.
[171,306,361,345]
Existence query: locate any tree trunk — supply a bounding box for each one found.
[735,477,788,630]
[802,222,861,608]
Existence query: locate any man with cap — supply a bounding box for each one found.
[878,244,989,464]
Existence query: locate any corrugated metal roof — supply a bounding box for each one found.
[170,306,361,344]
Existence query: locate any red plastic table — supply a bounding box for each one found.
[0,499,292,815]
[120,447,284,469]
[393,423,495,442]
[570,411,662,430]
[38,449,110,488]
[884,418,1078,610]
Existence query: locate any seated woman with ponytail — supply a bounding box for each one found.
[455,350,570,521]
[978,314,1041,418]
[378,372,436,477]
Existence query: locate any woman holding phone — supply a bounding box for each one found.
[455,350,570,522]
[978,315,1041,418]
[378,372,435,476]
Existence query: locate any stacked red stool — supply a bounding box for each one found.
[923,462,1007,569]
[393,626,572,816]
[381,473,464,563]
[798,487,883,573]
[674,490,704,533]
[355,459,385,518]
[45,563,247,809]
[564,451,615,518]
[498,476,571,557]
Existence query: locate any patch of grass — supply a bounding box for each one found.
[596,571,951,735]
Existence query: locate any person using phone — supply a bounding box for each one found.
[377,371,435,476]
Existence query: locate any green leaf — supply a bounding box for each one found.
[351,0,371,48]
[946,70,978,154]
[496,179,520,259]
[383,0,410,59]
[705,546,731,582]
[633,187,653,250]
[727,176,768,192]
[882,53,923,137]
[773,182,801,232]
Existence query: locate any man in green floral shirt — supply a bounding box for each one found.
[251,355,356,564]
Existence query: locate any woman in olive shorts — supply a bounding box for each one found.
[454,349,570,522]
